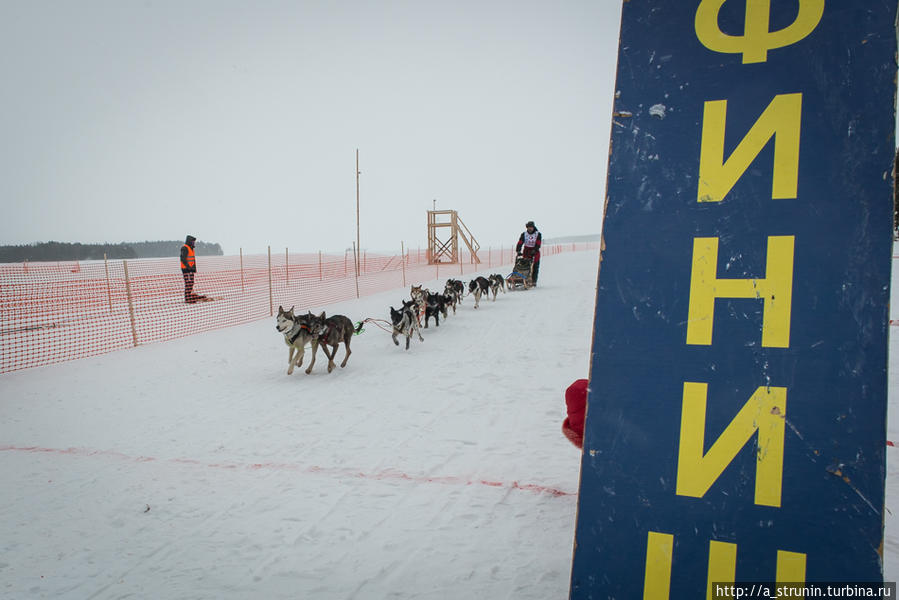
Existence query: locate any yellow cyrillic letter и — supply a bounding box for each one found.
[676,382,787,507]
[698,93,802,203]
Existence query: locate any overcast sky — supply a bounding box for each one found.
[0,0,622,255]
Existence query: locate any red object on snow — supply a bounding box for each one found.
[562,379,588,449]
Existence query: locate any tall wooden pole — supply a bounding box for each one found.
[352,241,360,299]
[356,148,361,277]
[267,246,273,316]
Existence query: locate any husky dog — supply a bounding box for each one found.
[390,299,424,350]
[444,279,464,313]
[488,274,505,300]
[410,284,429,324]
[275,305,317,375]
[424,292,447,328]
[442,286,458,315]
[306,312,355,373]
[445,279,464,301]
[440,294,452,318]
[468,276,490,309]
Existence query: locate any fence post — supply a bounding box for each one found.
[319,250,323,281]
[23,258,28,273]
[401,242,406,287]
[285,247,289,284]
[104,253,113,313]
[240,248,244,293]
[268,246,273,316]
[122,260,139,347]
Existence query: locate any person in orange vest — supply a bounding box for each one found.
[180,235,198,303]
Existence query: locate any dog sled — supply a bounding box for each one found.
[506,256,534,290]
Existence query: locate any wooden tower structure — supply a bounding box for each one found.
[427,210,480,265]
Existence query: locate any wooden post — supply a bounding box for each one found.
[104,253,113,313]
[356,149,361,277]
[401,242,407,287]
[319,250,323,281]
[267,246,273,316]
[285,247,289,284]
[123,260,138,347]
[240,248,244,293]
[352,241,360,299]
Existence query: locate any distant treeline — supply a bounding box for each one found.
[543,233,601,244]
[0,240,224,262]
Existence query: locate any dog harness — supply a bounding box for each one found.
[287,321,311,345]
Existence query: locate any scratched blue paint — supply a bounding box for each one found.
[571,3,896,598]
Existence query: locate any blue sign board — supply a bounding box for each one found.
[571,2,896,598]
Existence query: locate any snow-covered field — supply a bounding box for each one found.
[0,251,595,599]
[2,247,899,599]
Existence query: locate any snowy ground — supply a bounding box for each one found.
[0,251,596,599]
[2,247,899,599]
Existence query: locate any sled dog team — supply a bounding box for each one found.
[276,275,507,374]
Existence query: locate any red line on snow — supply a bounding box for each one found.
[0,445,574,498]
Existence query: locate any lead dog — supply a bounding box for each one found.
[468,276,490,309]
[307,311,355,373]
[275,305,317,375]
[390,299,424,350]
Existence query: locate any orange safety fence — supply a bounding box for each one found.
[1,242,599,373]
